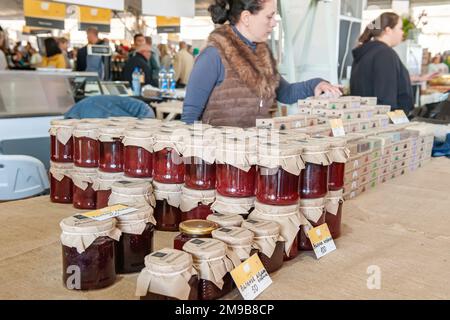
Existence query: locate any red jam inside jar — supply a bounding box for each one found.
[62,236,116,290]
[96,190,112,209]
[50,135,73,163]
[140,276,199,300]
[115,223,154,274]
[154,199,182,231]
[326,199,343,239]
[256,166,300,205]
[153,148,185,184]
[50,175,73,204]
[184,157,216,190]
[300,162,329,199]
[283,236,298,261]
[216,164,256,197]
[251,241,285,273]
[173,220,218,250]
[298,213,326,251]
[181,204,213,222]
[198,273,233,300]
[73,183,97,209]
[99,140,124,173]
[74,136,100,168]
[328,162,345,191]
[124,145,153,178]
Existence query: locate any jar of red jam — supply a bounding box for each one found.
[180,186,215,221]
[73,123,100,168]
[123,129,155,178]
[49,161,73,204]
[136,248,199,300]
[298,198,326,251]
[183,134,216,190]
[326,138,350,191]
[183,238,240,300]
[134,118,162,128]
[115,206,156,274]
[256,143,303,205]
[60,215,121,290]
[92,171,124,209]
[325,189,344,239]
[250,201,300,261]
[211,194,255,220]
[241,219,284,273]
[153,181,183,231]
[206,213,244,228]
[299,140,331,199]
[212,226,254,262]
[108,180,156,208]
[153,130,186,184]
[71,167,98,209]
[98,126,125,173]
[216,137,257,197]
[174,219,219,250]
[49,119,78,163]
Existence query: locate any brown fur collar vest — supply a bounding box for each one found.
[207,24,280,99]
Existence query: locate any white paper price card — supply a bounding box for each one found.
[81,204,138,221]
[307,223,336,259]
[388,110,409,124]
[329,118,346,137]
[230,254,272,300]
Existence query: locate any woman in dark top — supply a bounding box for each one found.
[350,12,414,114]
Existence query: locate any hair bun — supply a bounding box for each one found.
[208,0,230,25]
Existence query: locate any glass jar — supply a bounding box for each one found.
[108,180,155,209]
[180,186,215,222]
[184,157,216,190]
[173,219,219,250]
[153,131,185,184]
[115,207,156,274]
[73,123,100,168]
[49,162,73,204]
[325,190,344,239]
[298,140,330,199]
[99,126,125,173]
[211,194,255,220]
[256,143,303,205]
[93,171,123,209]
[212,226,254,262]
[71,167,98,209]
[250,201,300,261]
[123,129,154,178]
[326,138,349,191]
[215,137,257,197]
[60,216,120,290]
[241,219,284,273]
[206,213,244,228]
[49,119,77,163]
[153,181,183,231]
[298,198,326,251]
[137,248,198,300]
[183,238,235,300]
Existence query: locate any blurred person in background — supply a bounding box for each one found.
[0,28,8,70]
[122,44,158,87]
[40,37,66,69]
[173,41,194,88]
[158,43,172,70]
[428,54,449,74]
[76,27,110,79]
[58,37,71,69]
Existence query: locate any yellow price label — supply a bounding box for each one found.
[307,223,336,259]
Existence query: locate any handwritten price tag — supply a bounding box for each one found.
[230,254,272,300]
[307,223,336,259]
[81,204,138,221]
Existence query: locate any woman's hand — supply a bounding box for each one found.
[314,81,343,98]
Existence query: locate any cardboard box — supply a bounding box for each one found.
[256,117,292,130]
[373,105,391,114]
[361,97,377,106]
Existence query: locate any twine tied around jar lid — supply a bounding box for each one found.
[206,213,244,228]
[215,137,258,171]
[212,226,254,261]
[60,215,122,254]
[49,161,74,182]
[325,189,344,216]
[297,139,331,166]
[153,128,189,155]
[211,194,255,215]
[122,128,155,152]
[136,248,198,300]
[92,171,124,191]
[98,126,126,142]
[182,134,217,164]
[179,186,216,213]
[152,181,183,208]
[73,122,100,140]
[257,142,305,175]
[108,180,156,208]
[182,238,240,289]
[299,197,326,239]
[71,167,98,190]
[241,219,284,259]
[250,201,301,256]
[49,119,79,145]
[115,205,156,234]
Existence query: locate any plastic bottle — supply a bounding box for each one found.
[168,65,176,93]
[132,67,141,96]
[159,67,167,92]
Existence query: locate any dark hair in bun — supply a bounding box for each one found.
[208,0,266,25]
